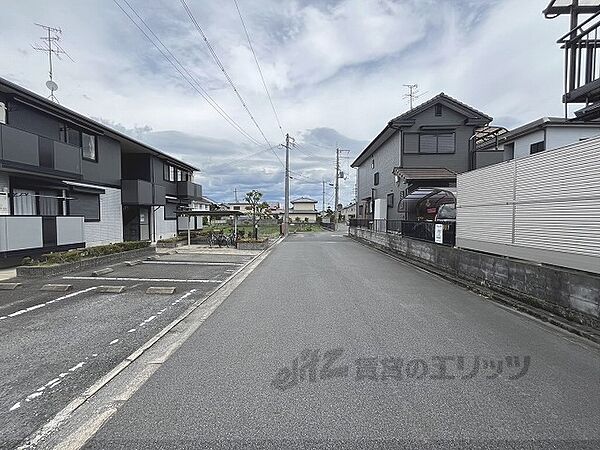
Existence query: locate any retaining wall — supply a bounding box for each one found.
[349,227,600,330]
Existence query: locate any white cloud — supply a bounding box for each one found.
[0,0,575,206]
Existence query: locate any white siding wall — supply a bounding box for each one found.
[153,206,177,241]
[546,127,600,151]
[84,187,123,246]
[457,136,600,274]
[513,130,544,159]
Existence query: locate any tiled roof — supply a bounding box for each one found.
[291,197,318,203]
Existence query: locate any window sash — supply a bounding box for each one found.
[82,133,97,161]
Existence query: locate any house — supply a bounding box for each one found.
[289,197,318,222]
[351,93,496,221]
[475,117,600,161]
[0,77,202,265]
[177,196,215,232]
[340,203,356,221]
[268,202,283,218]
[225,201,250,214]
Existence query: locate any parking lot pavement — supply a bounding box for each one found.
[0,247,260,447]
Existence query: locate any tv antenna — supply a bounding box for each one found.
[31,23,74,103]
[403,84,426,110]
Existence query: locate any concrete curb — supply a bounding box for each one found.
[349,235,600,345]
[16,247,156,279]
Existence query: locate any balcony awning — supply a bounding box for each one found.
[392,167,456,182]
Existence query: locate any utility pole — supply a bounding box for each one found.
[234,187,238,202]
[32,23,73,103]
[334,148,340,230]
[283,133,291,235]
[322,180,326,214]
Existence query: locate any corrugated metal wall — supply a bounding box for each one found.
[457,137,600,274]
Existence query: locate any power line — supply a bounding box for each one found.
[113,0,264,149]
[179,0,273,151]
[232,0,284,140]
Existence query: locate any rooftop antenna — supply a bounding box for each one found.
[31,23,74,103]
[403,84,426,110]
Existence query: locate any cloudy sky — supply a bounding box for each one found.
[0,0,571,207]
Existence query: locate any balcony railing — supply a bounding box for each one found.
[559,12,600,104]
[0,215,84,253]
[0,123,82,175]
[176,181,202,199]
[349,218,456,246]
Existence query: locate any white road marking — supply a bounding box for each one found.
[45,378,60,387]
[26,304,46,312]
[109,339,119,345]
[63,276,222,283]
[127,328,136,333]
[92,354,98,357]
[2,287,97,321]
[9,402,21,411]
[48,380,62,389]
[59,372,69,378]
[68,362,85,372]
[26,392,43,402]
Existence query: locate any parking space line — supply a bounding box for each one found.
[63,276,222,283]
[0,287,97,322]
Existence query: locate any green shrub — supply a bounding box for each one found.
[31,241,150,266]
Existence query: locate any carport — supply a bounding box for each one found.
[175,210,245,246]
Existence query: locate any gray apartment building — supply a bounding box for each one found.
[351,93,499,221]
[0,77,202,266]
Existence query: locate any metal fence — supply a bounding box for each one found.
[348,219,456,246]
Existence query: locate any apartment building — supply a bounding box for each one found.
[0,77,201,265]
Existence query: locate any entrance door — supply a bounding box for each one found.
[122,206,151,241]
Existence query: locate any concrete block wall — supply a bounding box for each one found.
[84,187,123,246]
[349,227,600,330]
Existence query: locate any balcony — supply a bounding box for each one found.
[177,181,202,200]
[0,216,84,255]
[122,179,166,205]
[121,179,154,205]
[0,123,82,176]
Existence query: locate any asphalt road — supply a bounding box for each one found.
[80,231,600,449]
[0,248,257,449]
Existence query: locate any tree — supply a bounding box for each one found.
[244,190,271,239]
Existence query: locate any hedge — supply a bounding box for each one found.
[22,241,150,266]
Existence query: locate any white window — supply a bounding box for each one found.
[0,101,6,124]
[82,133,97,161]
[169,166,175,182]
